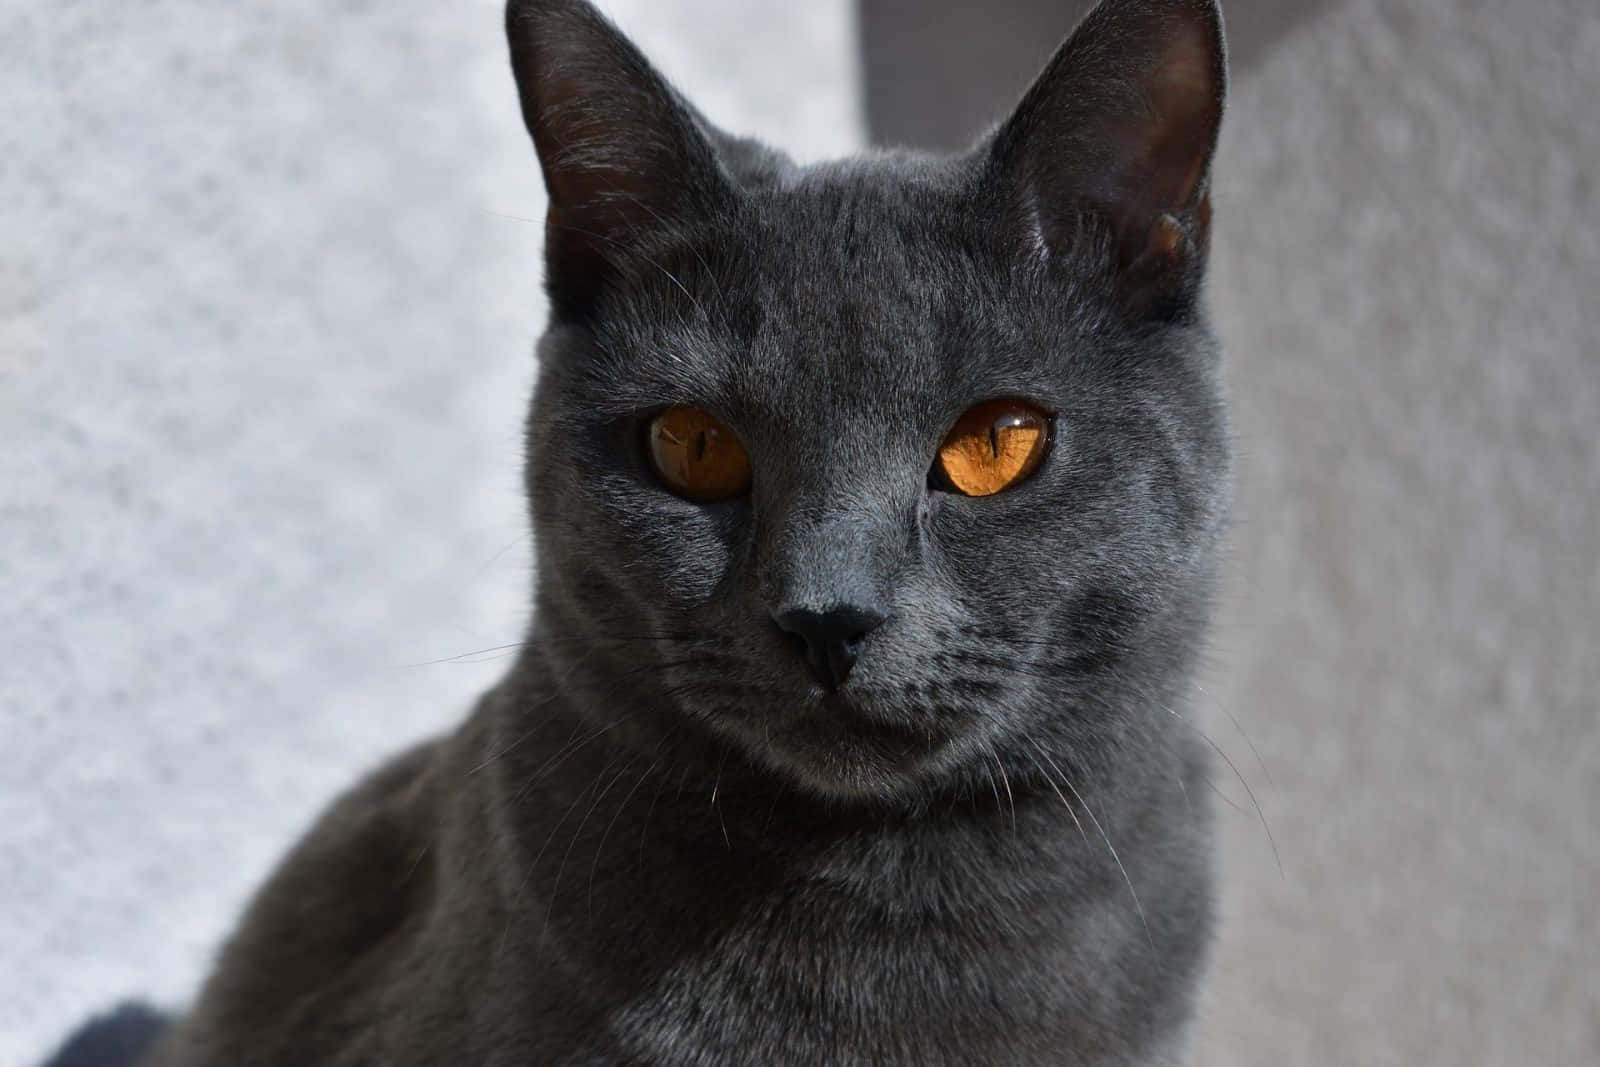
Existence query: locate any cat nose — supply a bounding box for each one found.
[771,605,887,691]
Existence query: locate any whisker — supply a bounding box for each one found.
[466,530,533,585]
[1171,768,1192,811]
[474,648,708,782]
[1197,730,1284,879]
[990,746,1017,833]
[1152,697,1283,878]
[711,745,732,851]
[637,757,672,873]
[982,761,1003,819]
[398,626,725,672]
[546,220,712,324]
[498,758,616,958]
[511,722,617,805]
[542,756,638,943]
[397,642,526,669]
[1029,739,1155,954]
[468,704,562,776]
[761,777,791,836]
[1205,778,1247,815]
[399,844,430,886]
[588,756,662,920]
[1202,685,1275,787]
[1023,747,1091,852]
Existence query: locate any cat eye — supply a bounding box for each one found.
[646,407,753,502]
[934,399,1052,497]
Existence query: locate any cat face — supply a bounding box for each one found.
[510,0,1229,802]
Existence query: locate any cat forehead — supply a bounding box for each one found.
[749,158,983,275]
[725,156,1108,340]
[612,165,1033,355]
[571,162,1105,422]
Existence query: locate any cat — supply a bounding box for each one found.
[144,0,1230,1063]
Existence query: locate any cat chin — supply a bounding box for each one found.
[743,699,970,803]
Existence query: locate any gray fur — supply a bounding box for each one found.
[146,0,1230,1063]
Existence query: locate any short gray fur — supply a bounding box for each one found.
[145,1,1232,1063]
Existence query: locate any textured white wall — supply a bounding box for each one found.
[0,2,861,1061]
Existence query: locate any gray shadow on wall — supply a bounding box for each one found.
[860,0,1338,150]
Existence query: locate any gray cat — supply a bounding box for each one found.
[145,0,1230,1063]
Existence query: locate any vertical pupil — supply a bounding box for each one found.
[988,424,1000,458]
[694,429,708,462]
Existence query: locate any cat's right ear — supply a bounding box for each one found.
[506,0,731,319]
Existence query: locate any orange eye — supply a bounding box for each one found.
[646,407,752,502]
[935,399,1052,497]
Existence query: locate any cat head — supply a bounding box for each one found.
[507,0,1229,804]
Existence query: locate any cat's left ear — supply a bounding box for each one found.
[984,0,1226,312]
[506,0,732,319]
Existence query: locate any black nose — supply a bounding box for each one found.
[772,605,887,691]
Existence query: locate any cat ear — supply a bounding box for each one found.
[506,0,732,318]
[985,0,1226,310]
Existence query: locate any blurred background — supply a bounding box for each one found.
[2,0,1594,1064]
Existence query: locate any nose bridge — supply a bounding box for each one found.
[761,494,899,617]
